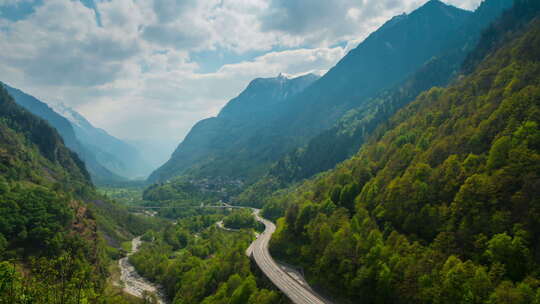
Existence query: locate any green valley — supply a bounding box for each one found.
[1,0,539,303]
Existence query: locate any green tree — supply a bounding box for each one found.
[487,136,512,169]
[230,276,257,304]
[485,233,530,281]
[339,182,360,213]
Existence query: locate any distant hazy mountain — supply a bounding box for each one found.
[149,0,476,184]
[148,73,320,182]
[218,73,321,121]
[127,139,179,171]
[54,104,152,179]
[2,83,126,183]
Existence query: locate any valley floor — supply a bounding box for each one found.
[117,236,167,304]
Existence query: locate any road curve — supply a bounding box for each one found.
[207,204,331,303]
[249,209,331,304]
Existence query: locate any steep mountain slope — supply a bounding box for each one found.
[2,83,126,183]
[2,84,79,149]
[267,3,540,302]
[237,0,514,205]
[0,84,104,301]
[150,0,474,185]
[282,0,469,133]
[55,104,152,179]
[218,73,320,121]
[149,73,320,182]
[0,84,157,303]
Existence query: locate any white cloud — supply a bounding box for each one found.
[0,0,142,87]
[260,0,429,47]
[76,45,345,144]
[259,0,485,48]
[137,0,276,53]
[0,0,485,150]
[446,0,483,10]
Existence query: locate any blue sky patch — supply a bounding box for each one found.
[0,0,42,22]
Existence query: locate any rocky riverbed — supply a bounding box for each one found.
[117,236,167,304]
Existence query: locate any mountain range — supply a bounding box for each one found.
[2,0,540,303]
[148,72,320,182]
[149,0,514,195]
[237,0,515,205]
[1,83,151,183]
[54,104,152,179]
[0,81,155,302]
[136,0,540,303]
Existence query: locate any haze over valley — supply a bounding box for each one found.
[1,1,539,303]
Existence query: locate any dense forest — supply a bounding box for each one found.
[0,85,157,303]
[130,215,285,304]
[223,209,262,230]
[264,3,540,303]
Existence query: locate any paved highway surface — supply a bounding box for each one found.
[249,209,331,304]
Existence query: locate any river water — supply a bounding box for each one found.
[117,236,168,304]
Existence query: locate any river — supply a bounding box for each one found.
[117,236,168,304]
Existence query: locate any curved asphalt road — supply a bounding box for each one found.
[248,209,331,304]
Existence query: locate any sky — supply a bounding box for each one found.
[0,0,483,152]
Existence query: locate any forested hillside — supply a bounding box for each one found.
[0,85,155,303]
[129,215,285,304]
[266,2,540,303]
[3,1,539,304]
[237,0,514,206]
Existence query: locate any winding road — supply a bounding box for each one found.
[247,209,331,304]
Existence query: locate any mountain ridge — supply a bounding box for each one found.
[54,104,153,179]
[1,82,151,182]
[235,0,514,206]
[149,0,477,185]
[218,73,320,120]
[148,73,320,183]
[266,3,540,301]
[1,82,126,183]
